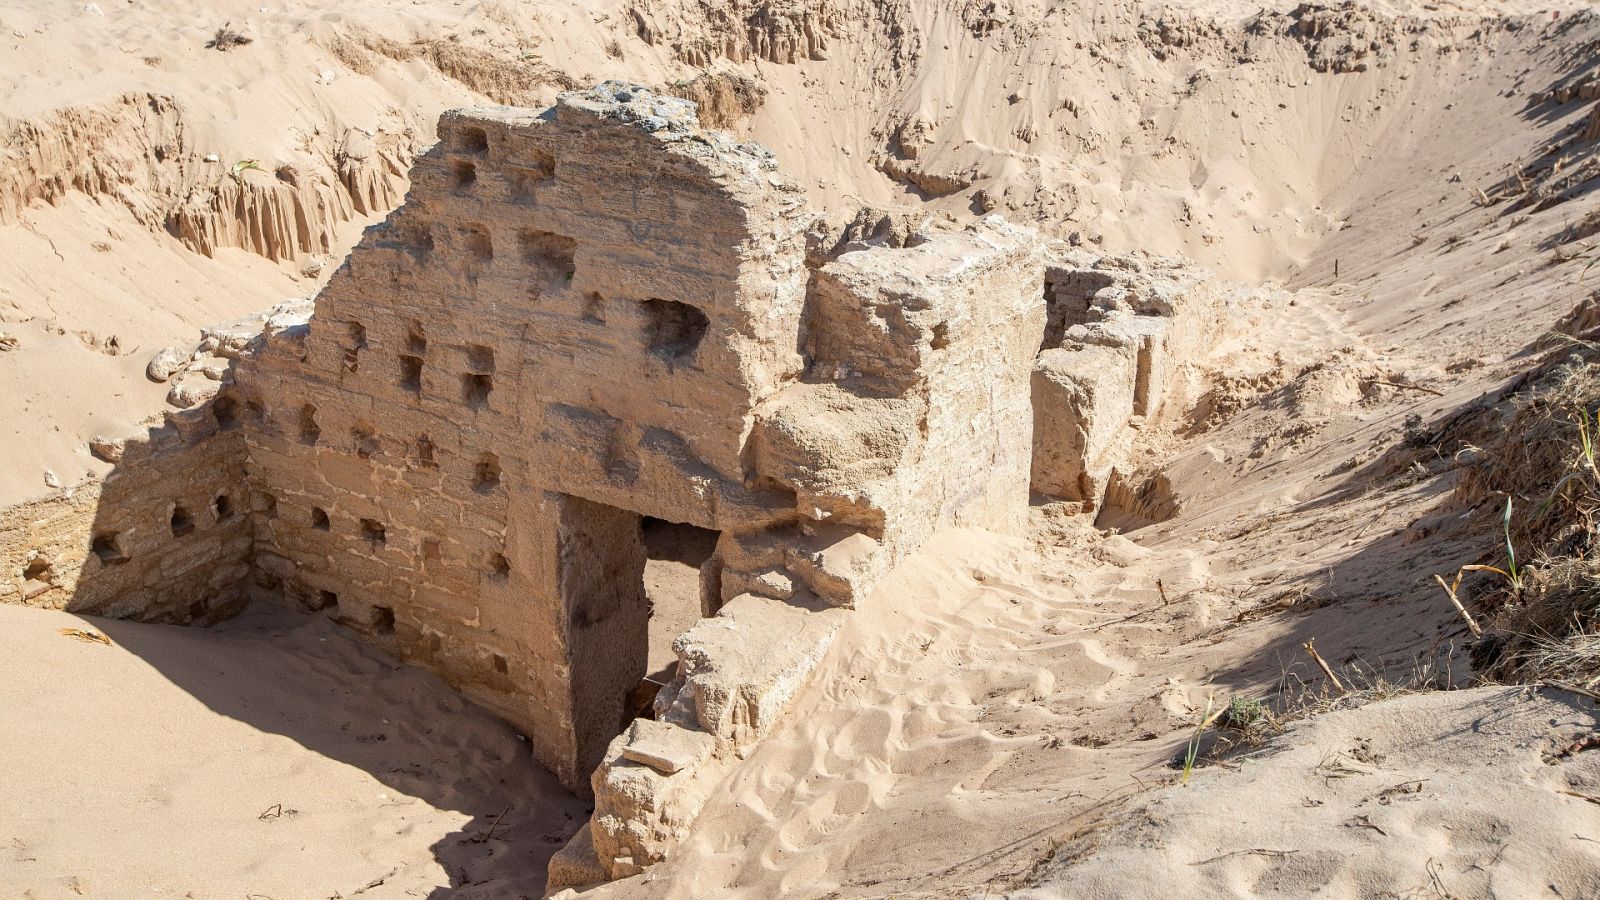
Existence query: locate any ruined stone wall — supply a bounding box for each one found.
[1031,251,1224,512]
[745,223,1044,603]
[223,85,1046,877]
[818,224,1043,548]
[0,406,253,623]
[2,84,1052,886]
[234,85,817,789]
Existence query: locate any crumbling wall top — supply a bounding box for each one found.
[449,81,787,193]
[555,81,779,170]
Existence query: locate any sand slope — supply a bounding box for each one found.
[1020,686,1600,898]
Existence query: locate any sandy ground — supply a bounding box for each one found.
[0,603,586,899]
[9,0,1600,896]
[1019,685,1600,898]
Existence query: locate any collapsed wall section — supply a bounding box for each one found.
[1031,250,1225,521]
[744,221,1045,601]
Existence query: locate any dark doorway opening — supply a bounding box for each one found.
[561,498,721,779]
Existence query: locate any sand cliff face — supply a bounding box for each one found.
[1,90,414,266]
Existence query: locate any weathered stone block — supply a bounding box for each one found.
[656,593,849,753]
[1032,344,1136,504]
[619,718,715,775]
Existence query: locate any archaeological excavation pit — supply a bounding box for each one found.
[13,0,1600,893]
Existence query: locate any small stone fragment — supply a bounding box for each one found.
[166,375,221,409]
[146,346,187,382]
[618,719,714,775]
[88,436,126,463]
[193,355,231,381]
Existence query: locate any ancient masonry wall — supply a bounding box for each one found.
[232,88,823,789]
[0,401,253,624]
[0,83,1048,889]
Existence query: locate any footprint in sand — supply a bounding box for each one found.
[1048,638,1138,704]
[826,706,897,765]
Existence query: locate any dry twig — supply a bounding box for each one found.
[1189,848,1298,866]
[469,806,512,843]
[1433,572,1483,637]
[1302,639,1345,692]
[57,627,111,646]
[1544,680,1600,703]
[1375,379,1445,397]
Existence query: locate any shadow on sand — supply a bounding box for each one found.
[76,604,588,898]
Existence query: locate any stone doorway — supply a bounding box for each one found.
[561,497,720,779]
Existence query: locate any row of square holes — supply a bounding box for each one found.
[447,123,556,198]
[339,321,495,410]
[339,292,708,406]
[83,493,238,568]
[308,505,511,580]
[301,602,507,673]
[290,167,700,631]
[299,405,501,490]
[298,319,506,581]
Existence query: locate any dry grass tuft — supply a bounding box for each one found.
[206,24,252,52]
[1189,652,1461,770]
[1448,341,1600,684]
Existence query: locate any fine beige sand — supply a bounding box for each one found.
[0,602,587,899]
[1022,686,1600,898]
[9,0,1600,896]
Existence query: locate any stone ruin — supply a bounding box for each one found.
[1034,251,1224,526]
[0,82,1223,891]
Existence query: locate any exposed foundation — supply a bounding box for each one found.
[1031,250,1227,520]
